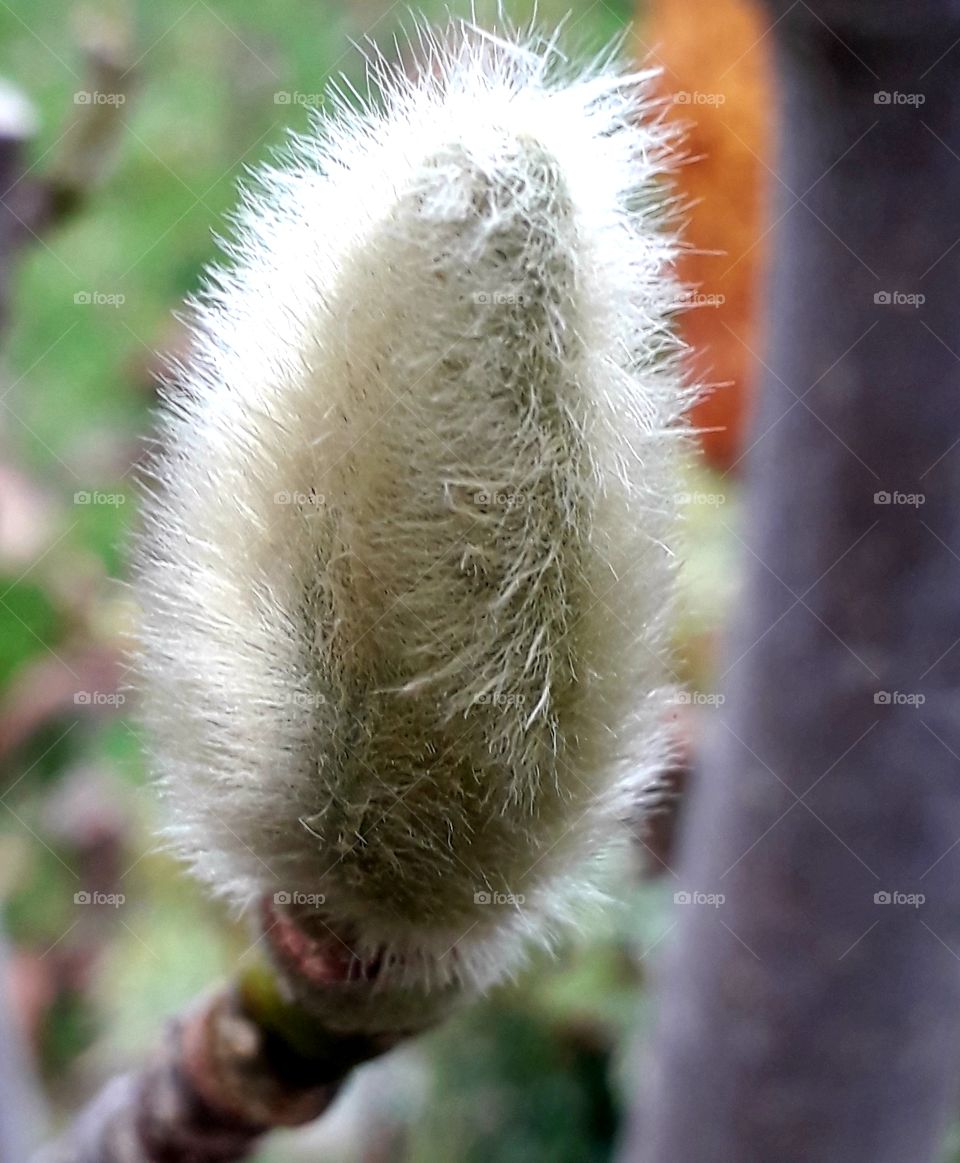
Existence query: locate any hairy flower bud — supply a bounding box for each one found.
[135,22,688,1013]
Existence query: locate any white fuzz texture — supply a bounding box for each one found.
[136,21,687,1002]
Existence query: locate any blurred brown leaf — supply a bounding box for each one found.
[643,0,773,471]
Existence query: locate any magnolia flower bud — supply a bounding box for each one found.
[135,22,687,1017]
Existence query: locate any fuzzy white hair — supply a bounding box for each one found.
[135,19,688,1012]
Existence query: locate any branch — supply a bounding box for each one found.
[34,908,437,1163]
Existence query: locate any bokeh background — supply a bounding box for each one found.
[0,0,764,1159]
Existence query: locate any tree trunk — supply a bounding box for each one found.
[625,3,960,1160]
